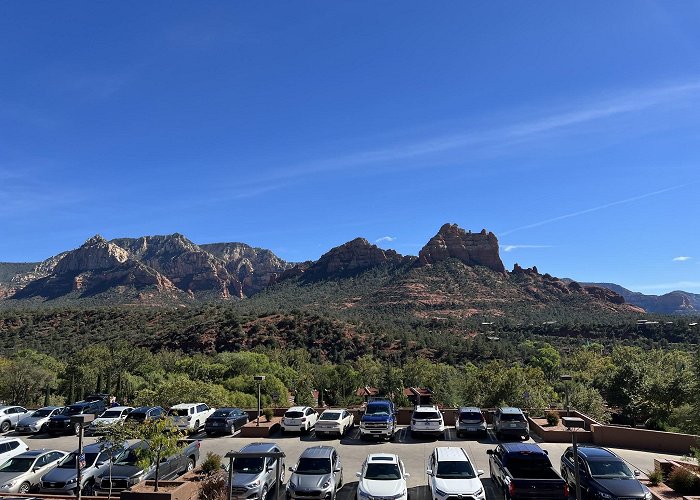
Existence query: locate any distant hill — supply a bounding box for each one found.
[583,282,700,315]
[0,223,643,321]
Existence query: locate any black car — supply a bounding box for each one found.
[47,400,106,436]
[560,445,652,500]
[124,406,164,425]
[204,408,248,436]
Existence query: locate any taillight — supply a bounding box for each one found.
[563,483,569,497]
[508,482,515,498]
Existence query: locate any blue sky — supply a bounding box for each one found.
[1,1,700,294]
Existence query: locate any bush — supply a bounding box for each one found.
[667,466,700,495]
[263,408,274,422]
[200,452,222,476]
[648,467,664,486]
[199,470,227,500]
[545,411,560,427]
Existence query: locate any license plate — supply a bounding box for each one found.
[509,423,517,428]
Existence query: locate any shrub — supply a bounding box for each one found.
[648,467,664,486]
[199,470,227,500]
[200,452,222,476]
[263,408,274,422]
[667,466,700,495]
[545,411,560,427]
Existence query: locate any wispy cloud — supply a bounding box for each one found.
[232,78,700,189]
[501,244,552,252]
[498,184,688,237]
[375,236,396,244]
[673,256,692,261]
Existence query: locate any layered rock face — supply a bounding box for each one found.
[417,224,506,272]
[54,236,129,273]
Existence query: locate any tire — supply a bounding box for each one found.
[186,457,196,472]
[194,420,200,432]
[261,485,268,500]
[83,481,95,496]
[280,466,285,484]
[0,421,10,433]
[206,431,213,437]
[18,482,30,494]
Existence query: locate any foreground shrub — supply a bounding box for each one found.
[199,470,227,500]
[667,466,700,495]
[200,452,222,476]
[647,467,664,486]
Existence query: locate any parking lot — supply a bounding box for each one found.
[6,424,684,500]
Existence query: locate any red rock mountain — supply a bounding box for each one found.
[417,223,505,272]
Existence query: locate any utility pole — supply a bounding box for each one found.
[70,414,94,500]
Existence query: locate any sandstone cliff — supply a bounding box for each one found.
[417,223,505,272]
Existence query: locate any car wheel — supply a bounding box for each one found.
[187,457,196,472]
[83,481,95,496]
[338,472,343,488]
[18,482,30,494]
[0,421,10,433]
[280,467,285,484]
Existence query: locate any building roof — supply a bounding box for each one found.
[356,387,380,397]
[403,387,433,397]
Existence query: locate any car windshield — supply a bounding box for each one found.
[126,413,146,422]
[115,450,140,466]
[436,460,476,479]
[285,411,304,418]
[232,457,264,473]
[168,409,190,417]
[413,411,440,420]
[319,412,341,421]
[59,452,99,469]
[31,409,54,417]
[100,410,123,419]
[212,410,233,418]
[0,457,34,473]
[501,413,525,422]
[588,459,634,478]
[296,457,331,474]
[460,412,482,421]
[365,406,390,416]
[364,463,401,480]
[65,405,85,416]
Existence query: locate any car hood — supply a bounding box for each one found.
[98,465,144,480]
[0,471,28,485]
[592,477,646,497]
[361,415,392,422]
[42,467,79,483]
[231,472,264,486]
[92,417,120,426]
[433,477,483,495]
[359,479,405,497]
[291,473,333,489]
[18,416,47,426]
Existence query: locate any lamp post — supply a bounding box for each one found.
[562,416,584,500]
[254,375,265,426]
[560,374,572,417]
[70,414,95,500]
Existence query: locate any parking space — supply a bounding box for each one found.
[2,425,684,499]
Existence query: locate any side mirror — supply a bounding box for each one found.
[404,473,410,478]
[334,468,342,473]
[634,470,641,477]
[356,472,361,478]
[426,469,433,476]
[289,467,296,472]
[477,470,484,477]
[486,450,493,455]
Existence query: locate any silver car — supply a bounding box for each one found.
[230,442,285,500]
[40,442,128,495]
[16,407,64,435]
[287,446,343,500]
[0,449,67,493]
[0,406,30,433]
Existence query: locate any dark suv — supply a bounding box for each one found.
[560,445,652,500]
[124,406,164,425]
[47,400,106,435]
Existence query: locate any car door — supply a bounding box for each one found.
[29,452,59,486]
[236,410,248,429]
[332,450,342,489]
[492,446,505,486]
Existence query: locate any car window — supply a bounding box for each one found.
[35,454,49,468]
[413,411,441,419]
[18,407,27,413]
[436,460,476,479]
[8,441,19,451]
[0,443,9,454]
[197,404,208,413]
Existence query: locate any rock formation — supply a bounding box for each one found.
[417,224,505,272]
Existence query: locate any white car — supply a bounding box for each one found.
[315,409,354,437]
[426,447,485,500]
[0,406,30,433]
[167,403,215,433]
[410,405,445,438]
[356,454,409,500]
[281,406,318,434]
[0,438,29,465]
[86,406,134,435]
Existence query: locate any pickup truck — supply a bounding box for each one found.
[359,399,397,441]
[94,438,200,496]
[488,443,569,499]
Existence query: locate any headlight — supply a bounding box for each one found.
[0,481,15,489]
[66,477,78,485]
[597,493,612,499]
[434,487,447,496]
[322,480,331,489]
[246,480,261,488]
[473,487,483,496]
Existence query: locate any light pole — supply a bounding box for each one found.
[562,416,584,500]
[70,414,95,500]
[254,375,265,426]
[560,374,572,417]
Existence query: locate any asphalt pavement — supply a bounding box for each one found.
[5,425,684,500]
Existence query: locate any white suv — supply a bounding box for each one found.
[281,406,318,434]
[427,447,485,500]
[356,454,409,500]
[410,405,445,439]
[0,437,29,465]
[168,403,215,433]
